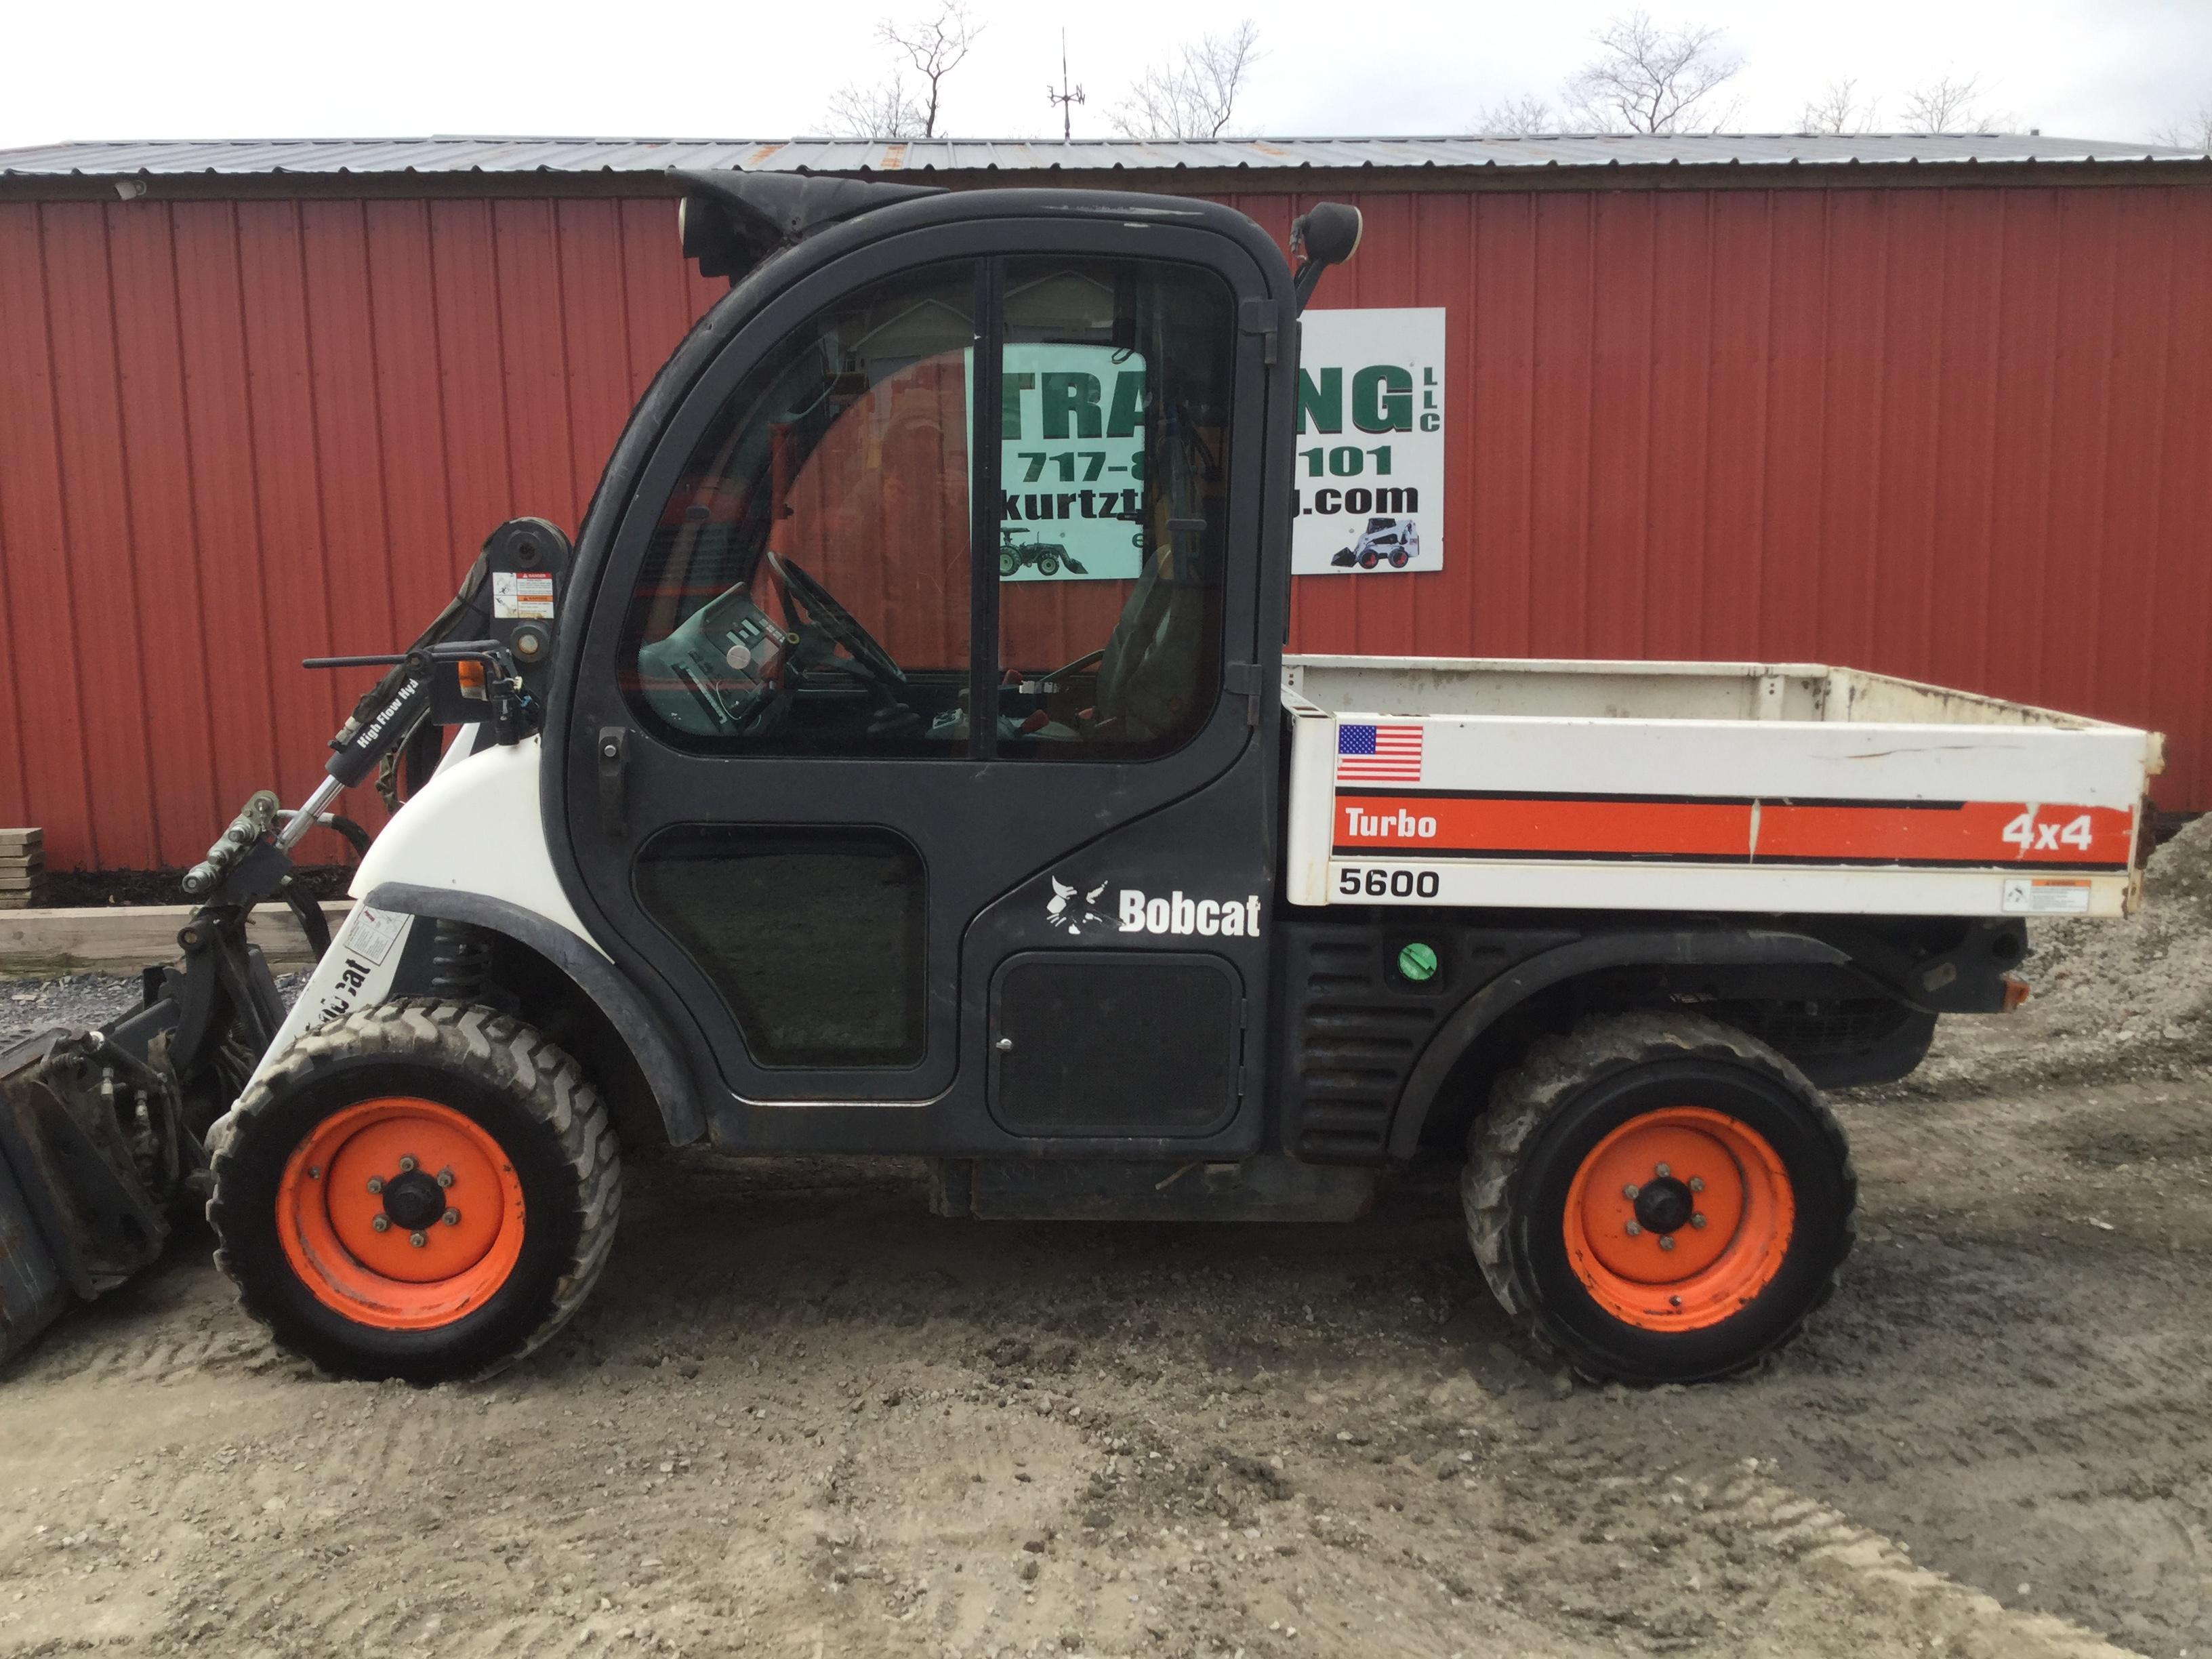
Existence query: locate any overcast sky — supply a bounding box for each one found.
[0,0,2205,150]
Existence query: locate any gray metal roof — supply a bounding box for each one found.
[0,131,2201,180]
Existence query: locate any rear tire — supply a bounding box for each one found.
[208,1000,620,1382]
[1463,1011,1854,1384]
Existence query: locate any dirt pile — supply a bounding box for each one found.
[1908,813,2212,1095]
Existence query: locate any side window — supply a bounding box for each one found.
[620,262,976,755]
[992,259,1233,759]
[616,255,1235,762]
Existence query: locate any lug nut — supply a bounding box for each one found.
[1622,1183,1640,1200]
[306,1166,321,1181]
[1655,1162,1671,1178]
[1688,1176,1705,1193]
[1691,1213,1707,1229]
[1658,1235,1677,1252]
[371,1214,390,1232]
[1668,1295,1683,1308]
[409,1231,428,1248]
[443,1209,461,1227]
[1625,1221,1643,1237]
[435,1168,455,1189]
[398,1155,418,1173]
[366,1176,384,1195]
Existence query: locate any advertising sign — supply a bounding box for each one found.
[985,344,1149,583]
[1290,308,1447,575]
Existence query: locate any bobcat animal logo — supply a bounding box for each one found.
[1046,877,1113,936]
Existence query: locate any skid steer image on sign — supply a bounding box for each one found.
[0,176,2163,1386]
[1329,516,1421,569]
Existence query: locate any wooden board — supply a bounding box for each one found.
[0,901,354,973]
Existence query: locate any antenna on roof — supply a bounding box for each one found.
[1046,30,1086,142]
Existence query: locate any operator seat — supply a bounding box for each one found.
[1091,546,1205,744]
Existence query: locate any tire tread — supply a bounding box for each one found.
[207,998,621,1380]
[1461,1010,1856,1381]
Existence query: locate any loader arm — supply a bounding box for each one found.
[0,517,569,1369]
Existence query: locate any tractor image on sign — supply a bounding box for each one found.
[998,525,1084,579]
[0,176,2164,1391]
[1330,517,1420,569]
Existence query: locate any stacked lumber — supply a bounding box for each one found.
[0,829,44,909]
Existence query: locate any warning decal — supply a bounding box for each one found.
[493,571,556,619]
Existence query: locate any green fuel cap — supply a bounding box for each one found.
[1396,941,1439,983]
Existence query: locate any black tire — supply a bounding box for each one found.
[207,1000,621,1383]
[1037,552,1061,575]
[1463,1011,1855,1384]
[999,549,1019,576]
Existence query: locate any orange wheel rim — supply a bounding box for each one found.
[276,1098,526,1331]
[1561,1107,1795,1333]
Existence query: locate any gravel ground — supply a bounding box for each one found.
[1,972,152,1050]
[1,834,2207,1658]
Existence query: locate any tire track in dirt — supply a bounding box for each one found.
[1680,1462,2142,1659]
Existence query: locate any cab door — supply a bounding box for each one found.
[552,207,1291,1151]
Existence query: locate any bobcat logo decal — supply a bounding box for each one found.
[1046,877,1113,936]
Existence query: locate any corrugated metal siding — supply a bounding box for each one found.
[1248,182,2212,813]
[1,133,2200,177]
[1,182,2207,869]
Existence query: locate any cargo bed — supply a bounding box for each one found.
[1282,657,2161,918]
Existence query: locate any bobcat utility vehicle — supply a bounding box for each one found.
[0,174,2160,1387]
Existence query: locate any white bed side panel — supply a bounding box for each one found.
[1323,858,2135,918]
[1397,716,2150,809]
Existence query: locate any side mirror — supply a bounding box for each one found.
[1290,203,1363,312]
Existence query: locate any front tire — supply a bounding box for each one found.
[208,1000,621,1382]
[1464,1012,1855,1384]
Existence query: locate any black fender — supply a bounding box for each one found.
[1383,929,1862,1161]
[363,881,706,1146]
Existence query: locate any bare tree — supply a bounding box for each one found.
[1900,73,1994,134]
[2152,106,2212,151]
[825,78,926,140]
[1112,21,1264,140]
[1801,78,1877,136]
[1476,94,1557,136]
[824,1,981,140]
[881,1,983,138]
[1563,12,1743,135]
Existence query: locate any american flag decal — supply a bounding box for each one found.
[1337,722,1424,783]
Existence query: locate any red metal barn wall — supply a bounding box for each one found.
[0,180,2207,870]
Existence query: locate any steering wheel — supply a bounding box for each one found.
[760,550,906,692]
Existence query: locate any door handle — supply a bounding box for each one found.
[596,726,628,840]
